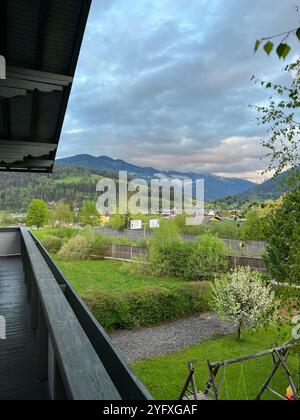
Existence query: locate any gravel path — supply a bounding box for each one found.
[109,313,234,363]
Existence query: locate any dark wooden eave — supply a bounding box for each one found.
[0,0,92,173]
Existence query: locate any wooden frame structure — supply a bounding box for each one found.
[205,342,298,400]
[180,342,298,401]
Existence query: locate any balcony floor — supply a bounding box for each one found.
[0,257,49,400]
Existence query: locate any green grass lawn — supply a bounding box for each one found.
[52,257,190,296]
[133,326,300,400]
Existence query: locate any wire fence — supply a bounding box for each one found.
[96,227,267,258]
[103,244,266,271]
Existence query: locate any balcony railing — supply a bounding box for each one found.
[0,228,152,400]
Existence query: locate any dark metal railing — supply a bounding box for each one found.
[18,228,151,400]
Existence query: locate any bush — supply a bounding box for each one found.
[84,283,210,330]
[108,214,129,230]
[58,232,109,260]
[58,235,92,260]
[149,240,194,277]
[41,235,63,253]
[148,221,188,277]
[84,230,109,258]
[174,214,244,240]
[52,227,79,240]
[147,226,229,281]
[185,233,228,281]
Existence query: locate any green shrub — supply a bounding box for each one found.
[58,232,109,260]
[108,214,129,230]
[84,293,130,330]
[148,221,188,276]
[89,234,109,257]
[58,235,92,260]
[41,235,63,253]
[52,227,79,240]
[174,214,244,240]
[147,225,228,280]
[149,240,193,277]
[185,233,228,281]
[84,283,210,330]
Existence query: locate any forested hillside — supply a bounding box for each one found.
[235,169,299,202]
[0,166,114,211]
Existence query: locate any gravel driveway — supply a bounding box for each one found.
[109,313,234,363]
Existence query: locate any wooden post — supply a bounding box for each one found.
[188,361,198,400]
[178,368,194,400]
[255,348,290,400]
[207,363,220,400]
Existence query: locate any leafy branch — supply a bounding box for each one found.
[251,70,300,175]
[254,27,300,59]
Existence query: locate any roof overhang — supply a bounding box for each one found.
[0,0,92,173]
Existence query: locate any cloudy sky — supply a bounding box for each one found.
[58,0,298,183]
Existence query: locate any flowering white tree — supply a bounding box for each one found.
[210,267,276,340]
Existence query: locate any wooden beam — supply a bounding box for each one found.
[0,67,73,97]
[7,67,73,86]
[0,140,57,150]
[35,0,50,71]
[0,160,53,169]
[0,167,52,173]
[208,342,294,369]
[0,78,63,92]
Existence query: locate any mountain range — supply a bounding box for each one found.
[0,155,294,212]
[235,169,297,201]
[56,154,256,201]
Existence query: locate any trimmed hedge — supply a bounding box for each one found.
[84,282,210,331]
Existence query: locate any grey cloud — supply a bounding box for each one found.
[59,0,296,180]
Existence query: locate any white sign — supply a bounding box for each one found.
[130,220,142,230]
[149,219,160,229]
[0,55,6,80]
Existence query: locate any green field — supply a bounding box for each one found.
[53,257,190,296]
[133,326,299,400]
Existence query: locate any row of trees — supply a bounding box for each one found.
[27,199,100,228]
